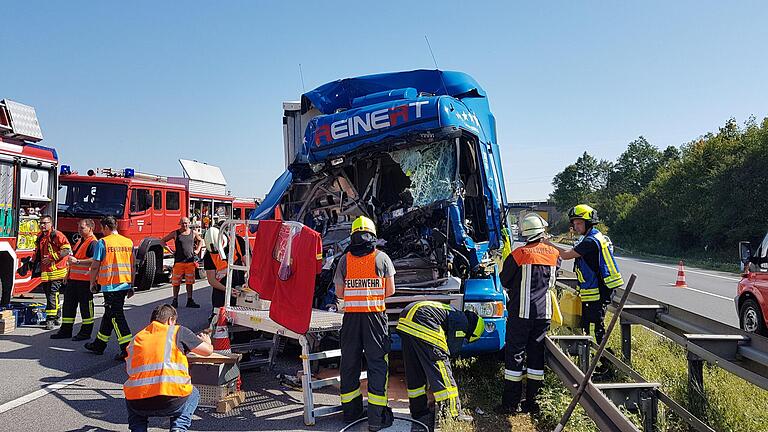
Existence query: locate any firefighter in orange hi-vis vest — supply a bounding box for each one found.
[84,216,135,361]
[51,218,97,340]
[124,304,213,432]
[333,216,396,431]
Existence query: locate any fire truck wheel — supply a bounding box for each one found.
[135,251,157,291]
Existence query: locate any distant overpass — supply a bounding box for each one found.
[507,200,561,224]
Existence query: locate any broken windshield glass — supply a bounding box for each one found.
[391,140,457,207]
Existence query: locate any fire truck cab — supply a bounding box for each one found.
[57,160,237,290]
[0,99,59,299]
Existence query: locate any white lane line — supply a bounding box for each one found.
[615,257,741,282]
[0,377,85,414]
[685,287,733,301]
[663,284,734,301]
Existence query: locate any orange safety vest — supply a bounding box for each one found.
[210,239,244,279]
[69,235,96,281]
[97,233,134,286]
[343,251,386,313]
[124,322,193,400]
[38,230,71,281]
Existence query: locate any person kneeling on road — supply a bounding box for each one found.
[396,300,483,428]
[124,304,213,432]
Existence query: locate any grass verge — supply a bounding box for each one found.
[444,320,768,431]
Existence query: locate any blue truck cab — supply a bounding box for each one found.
[254,70,510,355]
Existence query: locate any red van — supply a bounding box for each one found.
[736,232,768,335]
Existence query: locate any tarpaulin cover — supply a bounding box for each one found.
[302,69,486,115]
[248,220,322,334]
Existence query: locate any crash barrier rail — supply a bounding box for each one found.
[550,278,768,432]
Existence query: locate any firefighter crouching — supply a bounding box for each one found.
[544,204,623,344]
[51,218,97,340]
[333,216,396,431]
[85,216,135,361]
[496,213,560,415]
[396,301,482,428]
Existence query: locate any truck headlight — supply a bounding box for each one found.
[464,301,505,318]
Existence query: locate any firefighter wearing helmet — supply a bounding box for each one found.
[333,215,396,431]
[496,213,560,415]
[544,204,623,344]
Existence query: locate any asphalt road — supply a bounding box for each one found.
[0,281,420,432]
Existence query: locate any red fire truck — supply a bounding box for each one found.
[57,159,256,290]
[0,99,59,299]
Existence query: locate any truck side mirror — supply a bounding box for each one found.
[739,241,752,273]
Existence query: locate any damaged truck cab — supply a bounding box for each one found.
[255,70,510,354]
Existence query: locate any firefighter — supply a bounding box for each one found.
[544,204,623,344]
[333,216,395,431]
[496,213,560,415]
[36,215,72,330]
[124,304,213,432]
[85,216,135,361]
[51,219,97,340]
[202,226,246,320]
[160,217,203,309]
[396,301,482,428]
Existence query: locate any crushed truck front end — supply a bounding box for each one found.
[257,70,510,355]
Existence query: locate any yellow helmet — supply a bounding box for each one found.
[351,216,377,236]
[568,204,598,223]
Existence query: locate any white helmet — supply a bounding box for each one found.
[204,227,227,252]
[521,213,548,242]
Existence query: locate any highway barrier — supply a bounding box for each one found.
[547,277,768,431]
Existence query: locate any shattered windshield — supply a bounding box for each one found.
[391,140,457,207]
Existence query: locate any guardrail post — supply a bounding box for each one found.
[578,340,590,374]
[686,351,707,427]
[621,322,632,364]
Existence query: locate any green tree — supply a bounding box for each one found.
[606,137,664,197]
[550,151,611,211]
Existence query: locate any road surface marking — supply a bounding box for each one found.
[615,257,740,282]
[683,286,733,301]
[664,284,733,301]
[48,347,76,352]
[0,378,84,414]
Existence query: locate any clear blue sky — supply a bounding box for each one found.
[2,1,766,201]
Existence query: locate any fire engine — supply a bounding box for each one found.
[57,159,257,290]
[0,99,59,299]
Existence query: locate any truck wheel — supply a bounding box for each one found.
[740,299,767,336]
[135,252,157,291]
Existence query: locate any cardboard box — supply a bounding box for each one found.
[0,319,16,334]
[0,310,12,320]
[189,353,241,386]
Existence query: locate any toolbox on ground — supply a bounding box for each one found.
[8,302,46,326]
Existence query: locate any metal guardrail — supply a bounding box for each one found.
[547,278,768,432]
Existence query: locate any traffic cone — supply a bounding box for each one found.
[212,308,231,353]
[675,260,687,288]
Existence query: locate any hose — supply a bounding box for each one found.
[339,414,430,432]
